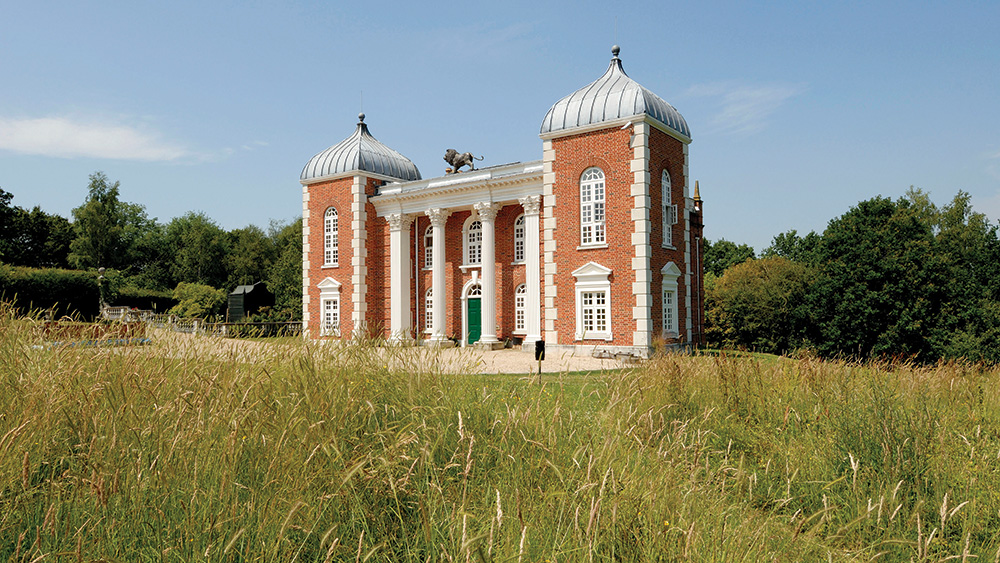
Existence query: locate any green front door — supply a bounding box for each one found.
[467,299,481,344]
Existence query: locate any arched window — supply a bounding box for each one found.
[324,207,338,266]
[424,225,433,268]
[513,214,525,263]
[465,219,483,265]
[661,170,676,248]
[425,288,433,331]
[580,168,606,246]
[467,283,482,297]
[514,284,527,332]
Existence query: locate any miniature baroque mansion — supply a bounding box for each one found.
[299,46,705,357]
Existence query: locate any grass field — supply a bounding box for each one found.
[3,306,1000,561]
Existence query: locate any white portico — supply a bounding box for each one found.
[370,161,543,348]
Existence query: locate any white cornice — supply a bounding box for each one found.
[539,115,692,145]
[300,171,405,186]
[371,161,544,216]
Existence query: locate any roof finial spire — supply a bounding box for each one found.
[693,180,701,202]
[611,44,620,60]
[358,112,366,124]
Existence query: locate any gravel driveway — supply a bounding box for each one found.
[145,329,631,374]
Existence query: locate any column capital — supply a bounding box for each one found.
[473,201,500,222]
[386,213,413,232]
[518,194,542,216]
[425,208,451,227]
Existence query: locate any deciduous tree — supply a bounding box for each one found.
[68,172,153,270]
[704,238,756,277]
[705,257,815,354]
[165,212,229,288]
[807,196,945,360]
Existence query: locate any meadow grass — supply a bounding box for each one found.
[2,304,1000,561]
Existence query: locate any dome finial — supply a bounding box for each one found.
[358,112,366,124]
[611,45,620,59]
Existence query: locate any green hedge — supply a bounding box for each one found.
[0,265,99,319]
[113,286,176,312]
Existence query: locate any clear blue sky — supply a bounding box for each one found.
[2,1,998,251]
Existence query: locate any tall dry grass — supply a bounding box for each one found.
[2,303,1000,561]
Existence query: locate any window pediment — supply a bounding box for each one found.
[317,277,342,291]
[660,261,681,278]
[572,261,612,283]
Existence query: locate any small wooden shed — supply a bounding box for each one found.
[227,282,274,321]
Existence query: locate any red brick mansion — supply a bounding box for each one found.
[299,46,705,357]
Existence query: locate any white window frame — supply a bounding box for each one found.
[424,287,433,333]
[579,167,606,247]
[661,262,681,337]
[514,283,527,333]
[572,262,613,341]
[317,277,342,337]
[424,225,433,269]
[463,216,483,266]
[513,214,525,263]
[661,170,677,249]
[324,207,339,267]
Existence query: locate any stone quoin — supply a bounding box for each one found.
[299,46,705,357]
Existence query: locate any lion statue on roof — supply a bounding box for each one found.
[444,149,483,174]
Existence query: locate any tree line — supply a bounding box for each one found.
[0,172,302,320]
[4,173,998,362]
[703,189,1000,363]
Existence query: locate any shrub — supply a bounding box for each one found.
[168,282,225,319]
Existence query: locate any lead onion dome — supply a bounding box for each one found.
[540,46,690,140]
[301,113,421,184]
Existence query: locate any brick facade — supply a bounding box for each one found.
[304,177,354,338]
[300,49,704,354]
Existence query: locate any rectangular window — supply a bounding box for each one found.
[321,297,339,336]
[425,290,433,331]
[514,216,525,263]
[515,286,526,332]
[581,291,607,334]
[663,289,677,334]
[467,221,483,265]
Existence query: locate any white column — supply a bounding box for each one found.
[387,213,413,343]
[519,195,542,345]
[631,121,653,350]
[473,202,500,347]
[351,176,367,338]
[542,139,559,343]
[425,208,450,344]
[301,185,311,335]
